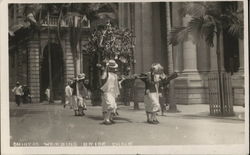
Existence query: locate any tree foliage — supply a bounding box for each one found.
[84,22,135,75]
[169,2,243,115]
[169,2,243,47]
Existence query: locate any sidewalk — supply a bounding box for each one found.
[117,102,245,121]
[10,100,245,121]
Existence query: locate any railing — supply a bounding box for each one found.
[41,15,90,28]
[208,72,234,116]
[41,16,60,26]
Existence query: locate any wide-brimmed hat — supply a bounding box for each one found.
[77,73,85,80]
[108,59,118,69]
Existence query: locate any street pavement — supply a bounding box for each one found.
[9,101,245,146]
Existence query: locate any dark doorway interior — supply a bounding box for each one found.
[41,43,64,101]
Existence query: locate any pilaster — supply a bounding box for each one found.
[27,40,40,103]
[64,37,75,82]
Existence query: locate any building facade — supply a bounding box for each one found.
[9,2,244,106]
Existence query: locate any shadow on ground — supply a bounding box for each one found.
[87,115,133,123]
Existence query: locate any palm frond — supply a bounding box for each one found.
[168,26,191,46]
[179,2,207,17]
[228,23,243,38]
[170,16,216,47]
[187,17,204,43]
[219,2,243,39]
[204,28,215,47]
[201,15,217,47]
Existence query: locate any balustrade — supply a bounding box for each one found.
[41,15,90,28]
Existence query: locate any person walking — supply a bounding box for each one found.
[22,85,31,104]
[64,80,73,109]
[138,63,166,124]
[45,88,50,103]
[100,59,124,125]
[12,81,23,106]
[71,73,88,116]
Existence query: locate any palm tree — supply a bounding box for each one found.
[169,2,243,115]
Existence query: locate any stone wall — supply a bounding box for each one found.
[9,46,28,102]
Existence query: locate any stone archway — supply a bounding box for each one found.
[40,43,64,101]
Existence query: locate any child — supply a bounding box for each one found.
[71,73,88,116]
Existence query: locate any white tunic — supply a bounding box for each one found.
[101,72,120,112]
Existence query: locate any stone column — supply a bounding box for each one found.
[166,2,173,74]
[196,32,210,106]
[134,3,143,73]
[166,2,179,112]
[182,15,198,72]
[171,2,183,73]
[141,3,154,72]
[133,3,154,73]
[118,3,131,29]
[118,3,125,28]
[27,41,40,103]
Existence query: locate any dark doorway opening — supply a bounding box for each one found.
[40,43,64,101]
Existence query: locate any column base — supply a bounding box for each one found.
[173,71,208,105]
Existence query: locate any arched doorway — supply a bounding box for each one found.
[40,43,64,101]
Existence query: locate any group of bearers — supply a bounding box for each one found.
[65,59,176,125]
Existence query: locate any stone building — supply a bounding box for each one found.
[9,2,244,106]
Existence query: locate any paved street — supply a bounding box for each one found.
[10,101,245,146]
